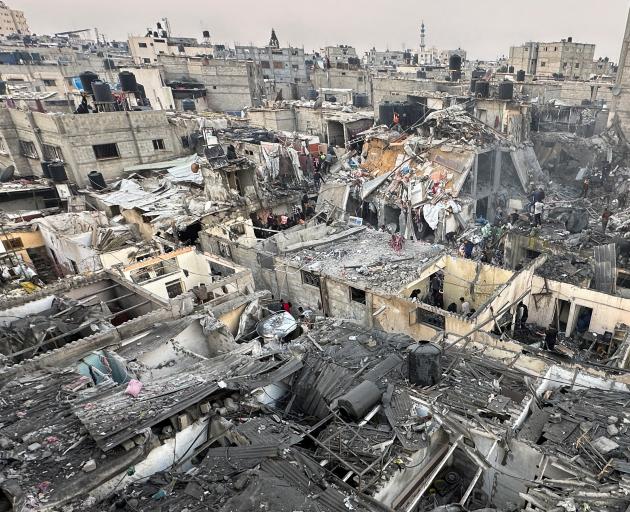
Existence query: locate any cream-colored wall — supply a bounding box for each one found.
[0,229,44,264]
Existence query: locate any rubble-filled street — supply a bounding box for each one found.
[1,2,630,511]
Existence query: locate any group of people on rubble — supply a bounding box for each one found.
[252,194,317,239]
[278,299,315,331]
[311,147,336,190]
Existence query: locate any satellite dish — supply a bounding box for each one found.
[612,85,622,96]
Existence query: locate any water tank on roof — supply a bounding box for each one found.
[41,160,51,178]
[202,30,210,39]
[408,341,442,387]
[0,80,6,95]
[92,81,114,103]
[516,70,526,82]
[79,71,99,95]
[182,98,196,111]
[471,68,486,80]
[119,71,137,92]
[379,102,398,126]
[470,79,477,93]
[49,161,67,183]
[451,70,462,81]
[499,80,514,100]
[353,93,369,108]
[449,54,462,71]
[475,80,490,98]
[417,70,426,79]
[88,170,106,190]
[508,65,515,74]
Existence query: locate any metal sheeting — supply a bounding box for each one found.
[510,146,545,191]
[593,243,617,294]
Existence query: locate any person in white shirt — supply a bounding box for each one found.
[459,297,471,315]
[533,201,544,226]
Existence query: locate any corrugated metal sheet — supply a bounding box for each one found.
[593,243,617,294]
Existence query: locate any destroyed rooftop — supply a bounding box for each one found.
[281,228,443,294]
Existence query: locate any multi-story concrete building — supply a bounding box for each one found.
[0,109,198,186]
[0,1,29,37]
[128,34,231,65]
[509,38,595,80]
[365,48,408,69]
[322,45,360,69]
[234,42,308,100]
[612,9,630,140]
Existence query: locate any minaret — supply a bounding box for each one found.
[420,21,426,52]
[269,28,279,49]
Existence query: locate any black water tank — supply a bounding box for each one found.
[417,70,426,79]
[499,81,514,100]
[88,170,106,190]
[119,71,137,92]
[0,80,6,95]
[508,65,515,73]
[449,54,462,71]
[516,70,526,82]
[49,161,67,183]
[182,98,196,111]
[79,71,99,95]
[92,81,114,103]
[379,102,399,126]
[337,381,382,420]
[475,80,490,98]
[408,341,442,387]
[451,70,462,81]
[471,68,486,79]
[470,79,477,93]
[202,30,210,39]
[41,160,51,178]
[353,93,369,108]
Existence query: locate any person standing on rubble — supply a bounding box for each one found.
[602,207,612,233]
[542,327,557,351]
[582,177,590,198]
[313,169,325,190]
[533,201,544,227]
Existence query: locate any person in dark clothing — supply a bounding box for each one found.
[280,299,292,314]
[75,95,93,114]
[516,302,528,328]
[463,239,474,259]
[447,302,457,313]
[301,193,309,213]
[313,170,325,189]
[542,327,557,351]
[602,161,611,182]
[602,208,611,232]
[533,187,545,203]
[226,144,237,160]
[582,177,590,198]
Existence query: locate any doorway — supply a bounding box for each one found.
[552,299,571,332]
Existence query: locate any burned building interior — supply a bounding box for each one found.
[2,4,630,512]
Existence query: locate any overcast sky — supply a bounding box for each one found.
[13,0,630,61]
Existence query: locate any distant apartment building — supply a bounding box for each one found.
[0,1,29,37]
[234,43,308,99]
[322,45,361,69]
[129,35,231,65]
[509,38,595,80]
[365,48,408,68]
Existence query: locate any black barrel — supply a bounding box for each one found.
[352,93,369,108]
[498,80,514,100]
[92,81,114,103]
[508,65,515,73]
[182,98,196,111]
[449,54,462,71]
[516,70,526,82]
[408,341,442,387]
[88,170,107,190]
[49,161,67,183]
[475,80,490,98]
[119,71,137,92]
[79,71,99,95]
[202,30,210,38]
[470,79,477,93]
[41,160,51,178]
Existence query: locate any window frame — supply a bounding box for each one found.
[152,138,166,151]
[93,143,120,160]
[301,270,321,288]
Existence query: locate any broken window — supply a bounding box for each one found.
[19,140,38,159]
[143,58,151,63]
[349,286,366,304]
[165,279,184,298]
[93,143,120,159]
[152,139,166,150]
[42,144,63,161]
[69,259,79,274]
[43,79,56,86]
[301,270,320,288]
[273,61,284,69]
[4,237,23,249]
[261,61,270,69]
[180,135,190,148]
[218,241,232,259]
[138,42,147,48]
[540,61,546,67]
[409,307,445,329]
